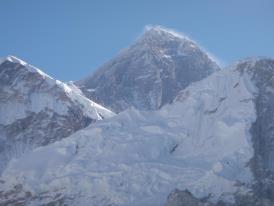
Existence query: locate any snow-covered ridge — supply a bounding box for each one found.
[0,55,53,80]
[0,55,114,125]
[1,55,28,66]
[65,81,115,119]
[0,55,115,173]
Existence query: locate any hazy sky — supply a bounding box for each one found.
[0,0,273,81]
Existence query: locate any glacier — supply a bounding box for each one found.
[0,62,260,205]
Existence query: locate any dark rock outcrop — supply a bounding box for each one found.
[165,189,215,206]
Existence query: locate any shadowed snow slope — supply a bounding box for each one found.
[0,56,114,172]
[76,26,220,113]
[3,58,271,206]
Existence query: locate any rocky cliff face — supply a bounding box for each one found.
[165,189,274,206]
[243,58,274,202]
[77,26,220,112]
[0,56,114,172]
[165,58,274,206]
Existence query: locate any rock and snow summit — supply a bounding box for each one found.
[76,26,220,112]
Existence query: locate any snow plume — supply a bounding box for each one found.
[143,25,224,67]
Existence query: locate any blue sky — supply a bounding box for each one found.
[0,0,273,81]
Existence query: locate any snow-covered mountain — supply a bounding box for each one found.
[0,56,114,172]
[76,26,220,112]
[2,58,274,206]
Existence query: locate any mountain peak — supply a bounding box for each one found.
[6,55,27,65]
[0,55,52,80]
[0,55,27,66]
[77,26,220,112]
[143,25,189,40]
[136,26,208,59]
[136,25,193,48]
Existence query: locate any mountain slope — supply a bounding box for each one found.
[3,58,274,206]
[165,57,274,206]
[76,26,220,112]
[0,56,114,172]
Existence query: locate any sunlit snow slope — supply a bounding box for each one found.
[2,58,266,206]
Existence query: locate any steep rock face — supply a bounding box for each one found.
[237,58,274,202]
[77,26,220,112]
[164,189,274,206]
[0,56,114,172]
[165,189,215,206]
